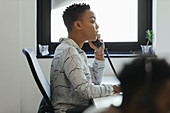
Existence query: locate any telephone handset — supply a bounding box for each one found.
[92,39,118,77]
[91,39,103,48]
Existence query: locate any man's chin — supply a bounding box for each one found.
[92,38,97,41]
[92,37,97,41]
[89,36,97,41]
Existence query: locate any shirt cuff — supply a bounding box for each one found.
[94,58,105,67]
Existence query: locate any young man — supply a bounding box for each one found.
[50,3,119,113]
[91,57,170,113]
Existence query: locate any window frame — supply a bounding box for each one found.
[37,0,152,57]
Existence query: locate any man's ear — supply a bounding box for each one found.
[74,21,81,30]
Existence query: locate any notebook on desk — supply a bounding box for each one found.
[92,93,123,109]
[101,76,120,85]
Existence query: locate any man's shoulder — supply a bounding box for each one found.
[54,43,78,56]
[58,42,77,52]
[57,42,72,50]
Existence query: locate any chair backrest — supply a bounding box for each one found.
[22,48,53,112]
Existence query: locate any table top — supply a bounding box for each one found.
[101,76,120,85]
[93,93,123,109]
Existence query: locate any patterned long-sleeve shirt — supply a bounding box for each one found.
[50,38,113,113]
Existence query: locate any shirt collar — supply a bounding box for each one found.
[59,38,84,53]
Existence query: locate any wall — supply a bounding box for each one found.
[153,0,170,64]
[0,0,20,113]
[0,0,170,112]
[155,0,170,58]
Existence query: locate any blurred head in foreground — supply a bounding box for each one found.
[118,57,170,113]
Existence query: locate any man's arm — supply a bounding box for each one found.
[63,47,113,99]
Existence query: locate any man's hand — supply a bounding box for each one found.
[113,85,120,93]
[88,34,105,60]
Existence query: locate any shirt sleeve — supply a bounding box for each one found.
[63,47,113,99]
[89,59,105,85]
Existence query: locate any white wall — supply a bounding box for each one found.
[0,0,170,112]
[154,0,170,59]
[0,0,20,113]
[152,0,170,64]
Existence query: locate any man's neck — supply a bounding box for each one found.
[68,33,85,48]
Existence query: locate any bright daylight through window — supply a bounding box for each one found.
[37,0,152,57]
[51,0,138,43]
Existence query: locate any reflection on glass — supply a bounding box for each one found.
[51,0,138,42]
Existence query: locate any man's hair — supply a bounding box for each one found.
[62,3,90,32]
[118,57,170,104]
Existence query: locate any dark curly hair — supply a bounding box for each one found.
[62,3,90,32]
[118,57,170,105]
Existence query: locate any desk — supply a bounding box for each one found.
[101,76,120,85]
[93,76,122,108]
[83,94,122,113]
[83,77,122,113]
[93,93,122,108]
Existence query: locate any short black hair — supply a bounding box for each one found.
[118,57,170,104]
[62,3,90,32]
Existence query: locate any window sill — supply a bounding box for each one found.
[37,53,156,59]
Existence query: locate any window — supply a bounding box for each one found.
[51,0,138,43]
[37,0,152,57]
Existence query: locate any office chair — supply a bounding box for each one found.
[22,48,54,113]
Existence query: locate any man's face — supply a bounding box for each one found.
[79,9,99,41]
